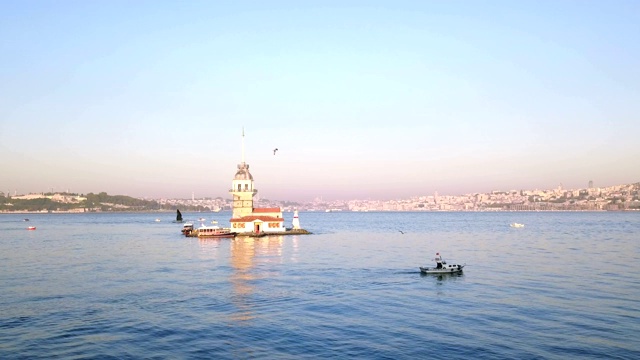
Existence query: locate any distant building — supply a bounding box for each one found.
[12,193,46,200]
[589,180,594,189]
[51,194,86,203]
[229,130,285,234]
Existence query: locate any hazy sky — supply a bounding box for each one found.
[1,1,639,201]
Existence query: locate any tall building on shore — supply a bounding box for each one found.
[229,129,285,234]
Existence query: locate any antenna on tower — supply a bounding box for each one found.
[241,127,245,163]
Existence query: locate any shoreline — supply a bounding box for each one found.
[2,209,638,214]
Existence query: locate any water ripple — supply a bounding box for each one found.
[1,212,639,358]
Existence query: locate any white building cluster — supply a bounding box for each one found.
[288,182,639,212]
[8,193,87,203]
[338,183,640,211]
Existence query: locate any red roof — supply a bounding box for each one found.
[252,207,281,213]
[230,216,283,222]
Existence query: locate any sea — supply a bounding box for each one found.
[1,211,639,359]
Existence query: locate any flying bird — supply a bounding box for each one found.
[398,230,405,234]
[273,148,278,155]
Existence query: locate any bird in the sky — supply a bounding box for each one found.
[398,230,405,234]
[273,148,278,155]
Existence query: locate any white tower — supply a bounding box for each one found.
[229,128,257,219]
[292,210,301,230]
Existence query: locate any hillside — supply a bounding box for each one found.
[0,192,207,212]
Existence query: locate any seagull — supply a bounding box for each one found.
[398,230,405,234]
[273,148,278,155]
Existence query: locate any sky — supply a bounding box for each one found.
[1,1,639,201]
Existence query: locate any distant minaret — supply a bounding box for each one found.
[292,210,301,229]
[192,192,195,201]
[230,128,257,219]
[588,180,593,189]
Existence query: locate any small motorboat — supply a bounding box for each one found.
[420,264,465,274]
[420,252,464,274]
[181,223,194,236]
[155,219,161,222]
[510,223,525,228]
[27,226,36,230]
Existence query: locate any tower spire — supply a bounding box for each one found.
[241,127,245,163]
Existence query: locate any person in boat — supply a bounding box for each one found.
[434,253,443,269]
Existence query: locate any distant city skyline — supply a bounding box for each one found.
[2,2,639,201]
[4,179,637,203]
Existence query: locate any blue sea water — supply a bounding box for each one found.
[1,211,639,359]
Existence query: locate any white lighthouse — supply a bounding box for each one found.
[292,210,301,230]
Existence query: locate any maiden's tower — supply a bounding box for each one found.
[229,130,285,234]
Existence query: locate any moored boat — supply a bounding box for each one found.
[27,226,36,230]
[510,223,525,228]
[196,225,235,238]
[181,223,194,236]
